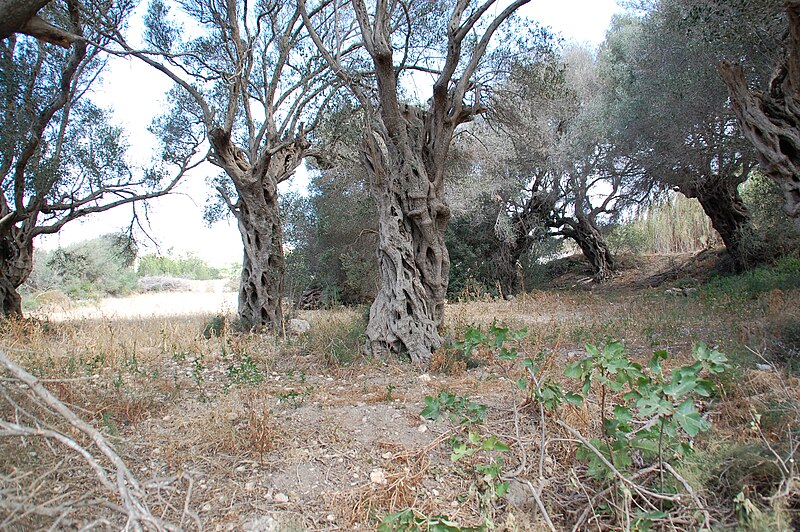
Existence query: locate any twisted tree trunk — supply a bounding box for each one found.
[0,229,34,317]
[494,239,527,297]
[235,181,286,332]
[719,2,800,230]
[210,128,305,332]
[362,108,450,365]
[565,215,615,280]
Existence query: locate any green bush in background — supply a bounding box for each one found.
[137,253,224,280]
[27,233,138,299]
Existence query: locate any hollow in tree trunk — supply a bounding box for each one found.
[362,112,451,365]
[235,181,286,332]
[0,230,34,317]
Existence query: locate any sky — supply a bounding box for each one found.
[36,0,625,267]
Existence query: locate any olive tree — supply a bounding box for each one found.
[301,0,535,364]
[107,0,348,331]
[719,0,800,230]
[0,0,189,317]
[464,46,639,289]
[601,1,784,270]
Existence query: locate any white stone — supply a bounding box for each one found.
[370,469,388,485]
[274,492,289,504]
[288,318,311,334]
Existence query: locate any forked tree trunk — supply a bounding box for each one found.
[570,215,615,280]
[687,181,761,271]
[210,128,305,332]
[719,2,800,230]
[362,110,451,365]
[0,230,34,317]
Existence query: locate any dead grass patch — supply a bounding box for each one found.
[1,264,798,529]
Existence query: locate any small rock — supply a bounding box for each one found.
[274,492,289,504]
[755,363,773,372]
[242,515,279,532]
[381,451,393,460]
[288,318,311,335]
[418,373,432,383]
[326,514,336,522]
[417,424,428,433]
[505,479,535,510]
[370,469,388,485]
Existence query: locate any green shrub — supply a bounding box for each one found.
[701,257,800,306]
[137,253,223,280]
[742,172,800,256]
[27,233,138,299]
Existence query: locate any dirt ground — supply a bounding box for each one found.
[2,252,798,530]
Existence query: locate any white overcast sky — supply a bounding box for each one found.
[37,0,625,267]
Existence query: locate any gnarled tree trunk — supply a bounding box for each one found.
[235,180,286,331]
[719,2,800,230]
[567,215,615,280]
[494,239,527,297]
[685,180,761,271]
[0,229,34,317]
[210,128,305,332]
[362,109,450,365]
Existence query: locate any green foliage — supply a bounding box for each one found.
[137,253,223,280]
[565,341,728,479]
[225,354,265,387]
[420,391,487,426]
[282,152,378,306]
[741,172,800,255]
[378,509,478,532]
[27,233,138,299]
[701,257,800,308]
[607,194,718,255]
[455,323,729,487]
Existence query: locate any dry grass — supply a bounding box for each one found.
[1,270,799,529]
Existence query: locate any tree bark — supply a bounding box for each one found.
[494,239,527,296]
[0,229,34,317]
[685,180,761,271]
[210,128,305,332]
[0,0,81,48]
[362,108,451,365]
[719,2,800,231]
[235,181,286,332]
[568,215,615,280]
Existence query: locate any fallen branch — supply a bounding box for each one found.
[0,349,173,530]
